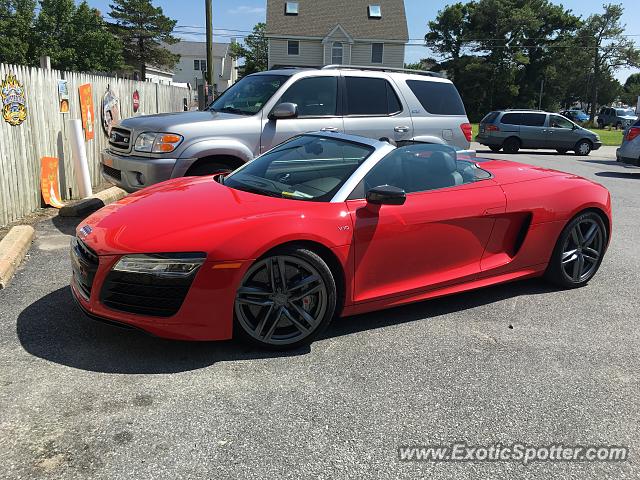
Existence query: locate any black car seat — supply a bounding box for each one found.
[404,151,463,192]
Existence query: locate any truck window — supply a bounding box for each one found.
[405,80,466,115]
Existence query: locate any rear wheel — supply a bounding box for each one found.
[545,211,607,288]
[489,145,502,153]
[503,137,521,154]
[234,247,337,350]
[574,139,592,156]
[556,148,568,154]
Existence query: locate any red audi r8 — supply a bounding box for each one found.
[71,132,612,349]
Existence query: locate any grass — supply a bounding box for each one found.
[470,123,624,147]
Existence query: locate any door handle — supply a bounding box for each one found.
[320,127,338,132]
[394,126,410,133]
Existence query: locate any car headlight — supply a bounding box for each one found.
[113,253,206,277]
[134,132,184,153]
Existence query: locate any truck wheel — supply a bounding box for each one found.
[503,137,521,154]
[186,162,233,176]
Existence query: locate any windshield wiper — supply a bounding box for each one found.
[232,183,283,198]
[212,106,251,116]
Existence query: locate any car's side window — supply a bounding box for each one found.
[550,115,573,129]
[276,76,338,117]
[347,146,489,200]
[500,113,523,125]
[345,77,402,116]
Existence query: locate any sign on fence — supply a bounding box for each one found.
[40,157,64,208]
[79,83,95,140]
[1,73,27,126]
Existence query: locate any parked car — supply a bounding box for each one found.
[72,131,611,349]
[476,109,601,155]
[597,107,638,129]
[101,66,472,192]
[560,109,589,123]
[616,119,640,166]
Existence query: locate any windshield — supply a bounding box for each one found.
[617,108,636,117]
[223,135,374,201]
[209,74,288,115]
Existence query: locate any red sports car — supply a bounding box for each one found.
[70,132,612,349]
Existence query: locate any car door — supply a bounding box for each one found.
[544,114,578,149]
[345,146,505,303]
[260,75,344,154]
[518,113,547,148]
[341,74,414,143]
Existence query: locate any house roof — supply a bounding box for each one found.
[167,41,231,58]
[266,0,409,41]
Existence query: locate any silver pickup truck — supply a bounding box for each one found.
[101,65,472,192]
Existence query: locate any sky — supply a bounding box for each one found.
[81,0,640,82]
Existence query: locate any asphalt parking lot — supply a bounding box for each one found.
[1,145,638,479]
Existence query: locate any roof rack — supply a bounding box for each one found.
[321,64,444,78]
[503,108,546,112]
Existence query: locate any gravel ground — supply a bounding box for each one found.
[0,146,638,479]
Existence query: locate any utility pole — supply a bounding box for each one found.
[205,0,214,103]
[538,78,544,110]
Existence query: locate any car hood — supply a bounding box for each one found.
[79,177,322,256]
[118,110,252,132]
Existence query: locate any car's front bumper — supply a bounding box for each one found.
[70,250,250,341]
[101,150,179,193]
[592,141,602,151]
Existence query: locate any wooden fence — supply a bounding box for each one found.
[0,62,192,227]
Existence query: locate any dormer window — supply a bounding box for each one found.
[368,5,381,18]
[285,2,299,15]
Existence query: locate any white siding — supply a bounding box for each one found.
[268,39,324,68]
[350,42,405,68]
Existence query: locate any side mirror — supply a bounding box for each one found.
[269,102,298,120]
[366,185,406,206]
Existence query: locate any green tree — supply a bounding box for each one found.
[576,4,640,120]
[109,0,179,80]
[34,0,123,72]
[622,73,640,107]
[230,22,267,76]
[0,0,37,65]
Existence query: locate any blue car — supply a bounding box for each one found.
[560,109,589,123]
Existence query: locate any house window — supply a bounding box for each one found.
[288,40,299,56]
[285,2,298,15]
[194,60,200,70]
[195,59,206,71]
[331,42,343,65]
[371,43,383,63]
[368,5,381,18]
[200,60,207,72]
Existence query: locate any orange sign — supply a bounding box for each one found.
[78,83,95,140]
[40,157,64,208]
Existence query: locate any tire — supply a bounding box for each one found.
[503,137,521,154]
[544,211,607,289]
[597,120,604,129]
[574,139,592,156]
[234,246,337,350]
[186,161,233,176]
[489,145,502,153]
[616,122,622,130]
[556,149,568,154]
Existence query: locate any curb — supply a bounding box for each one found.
[0,225,36,289]
[59,186,127,217]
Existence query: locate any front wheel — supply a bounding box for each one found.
[234,247,337,350]
[186,162,233,176]
[574,139,592,156]
[544,211,607,288]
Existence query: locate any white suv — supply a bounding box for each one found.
[102,66,472,192]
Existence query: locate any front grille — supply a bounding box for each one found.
[102,164,122,181]
[71,238,99,299]
[109,127,132,151]
[100,270,196,317]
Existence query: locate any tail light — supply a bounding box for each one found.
[486,124,500,132]
[460,123,472,142]
[625,127,640,142]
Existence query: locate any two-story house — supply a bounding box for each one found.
[266,0,408,69]
[167,41,238,94]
